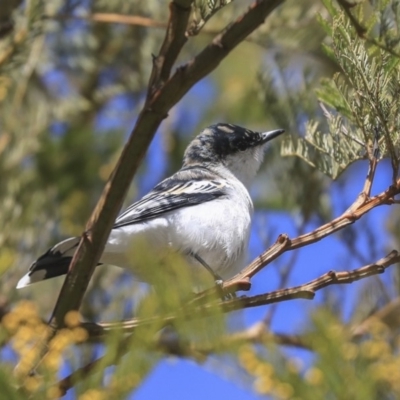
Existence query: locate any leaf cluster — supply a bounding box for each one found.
[282,3,400,179]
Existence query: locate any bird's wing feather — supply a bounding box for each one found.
[113,167,228,228]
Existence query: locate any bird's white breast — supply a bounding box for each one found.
[101,178,253,280]
[168,183,253,277]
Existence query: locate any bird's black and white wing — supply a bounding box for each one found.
[16,167,228,288]
[113,166,228,229]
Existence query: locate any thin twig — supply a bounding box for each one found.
[336,0,400,60]
[351,296,400,337]
[56,324,309,396]
[50,13,166,29]
[46,12,233,38]
[146,1,192,99]
[346,129,379,214]
[229,322,311,350]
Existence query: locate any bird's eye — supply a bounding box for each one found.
[236,141,247,151]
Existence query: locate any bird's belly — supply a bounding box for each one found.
[101,219,171,268]
[167,198,252,278]
[101,198,252,280]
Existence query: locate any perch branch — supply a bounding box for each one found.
[57,250,399,394]
[218,178,400,293]
[79,250,400,339]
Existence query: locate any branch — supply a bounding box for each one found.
[351,296,400,337]
[57,250,399,394]
[147,1,192,98]
[48,12,260,42]
[263,222,305,325]
[79,250,399,341]
[219,178,400,294]
[51,13,167,29]
[346,132,379,214]
[228,322,311,349]
[16,0,285,378]
[56,328,308,396]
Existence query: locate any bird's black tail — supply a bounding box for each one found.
[17,237,80,288]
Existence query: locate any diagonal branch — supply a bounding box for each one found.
[220,177,400,292]
[146,1,192,99]
[56,327,309,396]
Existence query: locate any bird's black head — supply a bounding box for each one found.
[183,123,284,165]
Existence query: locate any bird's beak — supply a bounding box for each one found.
[260,129,285,144]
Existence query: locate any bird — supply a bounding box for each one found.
[16,123,284,290]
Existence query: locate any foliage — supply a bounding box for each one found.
[2,0,400,399]
[281,1,400,179]
[190,0,234,34]
[241,310,400,400]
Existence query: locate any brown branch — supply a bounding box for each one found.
[56,329,308,395]
[346,142,378,214]
[229,322,311,349]
[49,0,284,328]
[79,250,400,341]
[48,12,265,44]
[57,325,309,396]
[219,250,400,312]
[16,0,285,378]
[47,12,228,38]
[57,351,112,396]
[52,13,167,29]
[218,178,400,293]
[147,1,192,99]
[351,296,400,337]
[56,250,399,394]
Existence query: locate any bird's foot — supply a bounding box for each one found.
[214,279,236,301]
